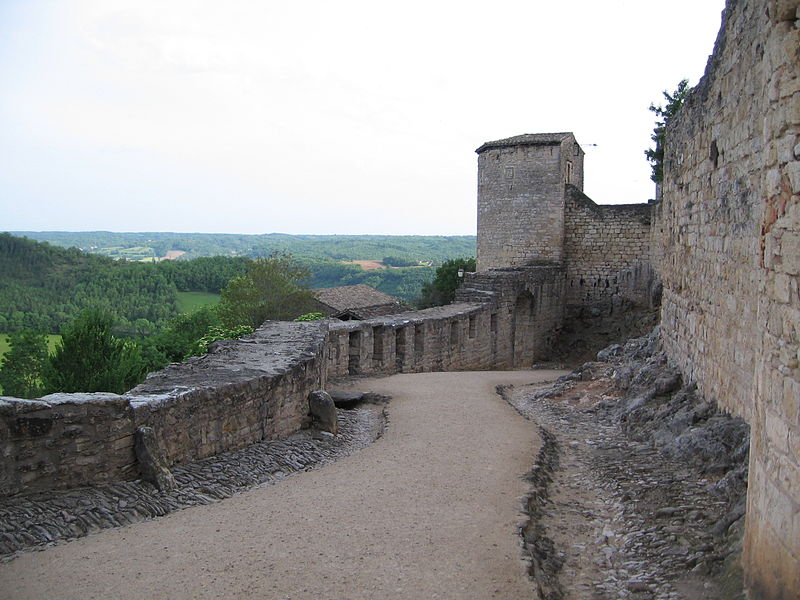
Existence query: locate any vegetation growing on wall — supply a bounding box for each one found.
[645,79,691,184]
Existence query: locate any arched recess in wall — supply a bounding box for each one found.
[512,290,537,368]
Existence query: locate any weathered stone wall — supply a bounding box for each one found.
[0,321,329,497]
[563,186,654,312]
[476,134,584,271]
[326,304,494,378]
[456,266,566,368]
[324,265,566,377]
[0,393,136,496]
[657,1,799,597]
[129,321,329,466]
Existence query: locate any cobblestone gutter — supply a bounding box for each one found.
[0,405,386,562]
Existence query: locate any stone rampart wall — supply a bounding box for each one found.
[455,265,566,369]
[658,1,799,597]
[0,265,566,498]
[325,304,494,378]
[563,186,654,312]
[0,321,329,497]
[0,393,136,496]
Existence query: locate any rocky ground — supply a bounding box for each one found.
[0,403,386,562]
[507,327,749,600]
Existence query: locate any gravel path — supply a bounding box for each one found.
[0,370,564,600]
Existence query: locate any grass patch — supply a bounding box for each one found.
[176,291,221,313]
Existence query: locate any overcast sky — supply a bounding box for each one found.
[1,0,726,236]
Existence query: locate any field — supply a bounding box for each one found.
[342,260,386,270]
[176,291,221,313]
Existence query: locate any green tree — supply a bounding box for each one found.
[0,330,49,398]
[645,79,691,184]
[45,309,147,394]
[417,257,476,308]
[382,256,417,267]
[216,253,316,328]
[149,306,220,363]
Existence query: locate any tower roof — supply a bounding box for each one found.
[475,132,574,154]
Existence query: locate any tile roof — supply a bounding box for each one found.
[312,284,409,320]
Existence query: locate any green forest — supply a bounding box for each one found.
[0,232,476,336]
[0,232,475,397]
[0,234,248,335]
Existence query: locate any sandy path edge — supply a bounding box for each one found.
[0,370,565,600]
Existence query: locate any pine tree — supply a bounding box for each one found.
[45,309,146,394]
[0,330,49,398]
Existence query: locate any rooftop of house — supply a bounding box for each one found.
[312,284,409,320]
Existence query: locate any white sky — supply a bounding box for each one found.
[0,0,726,235]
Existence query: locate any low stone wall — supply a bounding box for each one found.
[0,393,136,497]
[1,321,329,497]
[129,320,329,466]
[325,267,566,377]
[326,304,490,377]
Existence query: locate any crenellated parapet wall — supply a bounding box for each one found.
[323,264,567,380]
[325,304,495,378]
[1,321,329,497]
[456,265,566,368]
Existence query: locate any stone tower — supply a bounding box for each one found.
[476,132,584,271]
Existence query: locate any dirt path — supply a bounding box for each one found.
[0,370,565,600]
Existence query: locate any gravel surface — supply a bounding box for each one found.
[0,370,565,600]
[0,405,386,562]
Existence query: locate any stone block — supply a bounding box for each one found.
[134,426,175,492]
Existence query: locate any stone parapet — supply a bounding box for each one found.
[1,321,329,497]
[0,393,135,497]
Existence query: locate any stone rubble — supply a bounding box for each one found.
[0,404,385,562]
[508,329,748,600]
